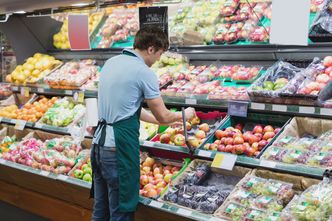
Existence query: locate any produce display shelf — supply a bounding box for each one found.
[0,117,34,128]
[139,197,226,221]
[10,85,98,98]
[140,140,190,154]
[195,149,326,179]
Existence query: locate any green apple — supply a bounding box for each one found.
[81,164,89,171]
[74,169,84,179]
[83,173,92,182]
[83,167,92,175]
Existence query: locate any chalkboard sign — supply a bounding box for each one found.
[139,6,168,37]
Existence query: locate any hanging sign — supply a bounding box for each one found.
[139,6,168,37]
[68,14,91,50]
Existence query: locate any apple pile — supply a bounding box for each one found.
[139,156,180,198]
[217,65,262,81]
[297,56,332,96]
[204,124,281,157]
[73,159,92,183]
[158,116,208,148]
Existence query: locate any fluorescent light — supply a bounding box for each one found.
[71,3,91,7]
[14,11,26,14]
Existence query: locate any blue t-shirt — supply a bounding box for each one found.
[93,49,160,147]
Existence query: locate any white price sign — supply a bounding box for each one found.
[149,200,163,208]
[14,120,26,130]
[259,160,277,168]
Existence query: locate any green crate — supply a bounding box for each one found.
[201,113,292,157]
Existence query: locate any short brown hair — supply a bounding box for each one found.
[133,26,169,51]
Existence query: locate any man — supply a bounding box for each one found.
[91,26,196,221]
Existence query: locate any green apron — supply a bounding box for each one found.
[91,106,142,212]
[91,50,143,212]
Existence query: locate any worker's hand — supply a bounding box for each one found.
[184,107,196,121]
[86,126,96,135]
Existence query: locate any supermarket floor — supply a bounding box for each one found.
[0,201,50,221]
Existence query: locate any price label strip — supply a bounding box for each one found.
[149,200,163,208]
[211,153,237,171]
[185,98,197,105]
[40,171,50,177]
[259,159,277,168]
[57,174,69,181]
[14,120,26,130]
[37,88,45,93]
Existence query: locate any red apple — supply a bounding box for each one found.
[243,131,253,142]
[248,134,259,145]
[253,125,263,134]
[214,140,221,145]
[171,167,180,173]
[174,134,185,146]
[254,133,263,141]
[245,147,256,157]
[263,131,275,140]
[153,167,162,175]
[251,142,259,150]
[210,143,218,151]
[220,137,227,145]
[195,130,206,139]
[199,123,210,133]
[235,144,246,155]
[160,134,171,144]
[263,125,274,133]
[274,128,281,134]
[225,137,234,145]
[217,144,226,152]
[323,56,332,67]
[215,130,224,139]
[325,66,332,76]
[258,140,268,150]
[235,123,244,131]
[203,143,210,150]
[225,145,233,153]
[234,136,244,144]
[140,175,149,186]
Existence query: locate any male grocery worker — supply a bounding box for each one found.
[91,26,196,221]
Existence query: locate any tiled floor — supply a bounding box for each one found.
[0,201,50,221]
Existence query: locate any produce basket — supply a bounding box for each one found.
[261,117,332,169]
[199,113,291,158]
[309,0,332,42]
[160,159,251,214]
[247,60,303,104]
[44,59,100,90]
[280,57,332,106]
[214,168,320,220]
[150,111,226,150]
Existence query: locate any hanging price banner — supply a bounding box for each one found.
[139,6,168,37]
[68,14,91,50]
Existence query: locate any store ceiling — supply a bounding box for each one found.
[0,0,95,14]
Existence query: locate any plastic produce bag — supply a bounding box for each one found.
[220,0,240,16]
[311,0,332,34]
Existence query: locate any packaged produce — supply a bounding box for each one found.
[296,57,332,97]
[310,0,325,13]
[0,135,17,154]
[6,53,62,85]
[44,60,99,89]
[249,26,270,43]
[261,146,287,161]
[239,21,257,40]
[213,23,230,44]
[224,23,243,43]
[220,0,240,16]
[40,97,86,127]
[220,202,247,221]
[2,136,83,174]
[68,149,92,182]
[208,86,249,100]
[281,178,332,221]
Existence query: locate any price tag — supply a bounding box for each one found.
[14,120,26,130]
[321,108,332,116]
[299,106,315,114]
[259,159,277,168]
[209,217,224,221]
[40,171,50,177]
[20,87,30,97]
[228,100,249,117]
[198,150,212,158]
[57,174,68,181]
[34,122,43,129]
[177,208,192,216]
[272,104,287,112]
[149,200,163,208]
[250,102,265,110]
[37,88,45,93]
[65,90,72,95]
[185,98,197,105]
[212,153,237,171]
[11,86,18,91]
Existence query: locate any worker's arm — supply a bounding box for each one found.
[145,97,195,125]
